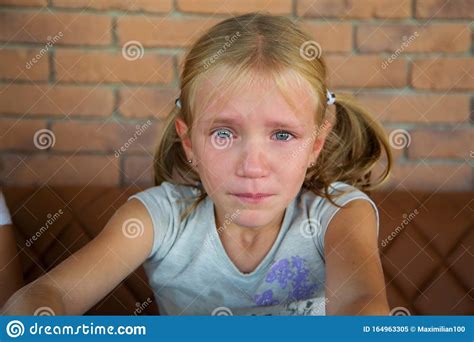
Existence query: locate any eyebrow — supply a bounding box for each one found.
[203,117,305,129]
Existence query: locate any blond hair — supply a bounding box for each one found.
[154,13,393,221]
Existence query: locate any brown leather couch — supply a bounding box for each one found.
[3,186,473,315]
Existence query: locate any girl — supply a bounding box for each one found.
[2,13,392,316]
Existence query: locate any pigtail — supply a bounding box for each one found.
[305,92,393,201]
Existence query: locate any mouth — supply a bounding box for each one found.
[231,193,274,204]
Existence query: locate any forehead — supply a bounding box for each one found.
[193,68,318,128]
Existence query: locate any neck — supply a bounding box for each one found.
[214,205,286,247]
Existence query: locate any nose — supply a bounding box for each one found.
[236,138,270,179]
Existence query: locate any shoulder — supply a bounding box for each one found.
[324,199,378,248]
[299,182,379,256]
[126,181,202,261]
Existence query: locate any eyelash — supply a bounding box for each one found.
[210,128,296,142]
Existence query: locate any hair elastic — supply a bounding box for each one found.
[326,89,336,105]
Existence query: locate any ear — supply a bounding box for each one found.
[175,118,193,156]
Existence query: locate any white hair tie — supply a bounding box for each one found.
[326,89,336,105]
[0,191,12,226]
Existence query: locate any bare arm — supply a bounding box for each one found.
[1,198,154,316]
[0,224,24,307]
[324,199,389,315]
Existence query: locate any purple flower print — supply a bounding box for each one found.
[265,258,293,289]
[254,256,319,306]
[254,289,280,306]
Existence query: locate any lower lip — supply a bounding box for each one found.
[232,194,273,204]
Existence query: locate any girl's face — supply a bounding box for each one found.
[176,71,330,231]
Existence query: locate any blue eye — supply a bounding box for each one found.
[273,130,294,141]
[212,129,233,139]
[210,129,295,141]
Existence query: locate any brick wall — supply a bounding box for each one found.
[0,0,472,191]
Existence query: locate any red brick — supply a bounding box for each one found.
[411,58,474,90]
[52,0,172,13]
[0,11,111,46]
[51,120,161,154]
[301,23,352,53]
[326,55,407,88]
[374,163,472,192]
[297,0,410,18]
[416,0,474,19]
[357,24,470,53]
[123,155,154,186]
[117,16,221,48]
[51,121,124,153]
[356,94,470,123]
[119,87,179,119]
[408,129,473,160]
[177,0,291,15]
[0,119,45,150]
[0,154,120,186]
[0,49,49,81]
[0,0,46,6]
[0,84,113,117]
[55,50,173,85]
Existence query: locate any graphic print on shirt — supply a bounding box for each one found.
[254,255,319,307]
